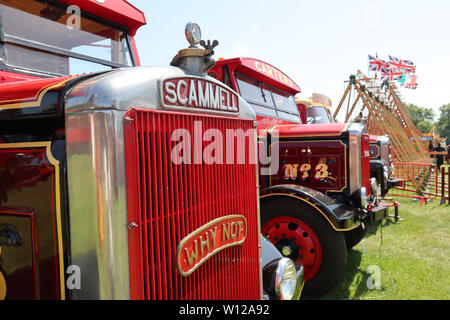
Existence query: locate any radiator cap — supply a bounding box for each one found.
[171,22,219,75]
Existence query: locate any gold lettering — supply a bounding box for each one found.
[284,164,299,180]
[237,221,244,239]
[184,240,199,266]
[231,222,238,238]
[223,222,231,241]
[300,163,312,181]
[209,227,218,247]
[199,234,210,255]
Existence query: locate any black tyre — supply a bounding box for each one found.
[344,222,367,249]
[260,196,347,298]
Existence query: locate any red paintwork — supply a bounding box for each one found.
[0,147,62,299]
[211,57,369,198]
[0,76,73,106]
[256,115,300,137]
[214,57,300,95]
[124,108,261,300]
[269,123,348,138]
[297,103,307,124]
[0,71,40,85]
[57,0,146,36]
[129,37,142,66]
[270,140,348,193]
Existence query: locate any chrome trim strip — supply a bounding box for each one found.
[347,123,363,195]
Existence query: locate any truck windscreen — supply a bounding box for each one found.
[235,72,300,123]
[306,106,333,124]
[0,0,134,76]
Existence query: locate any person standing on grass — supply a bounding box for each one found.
[435,142,445,170]
[429,141,435,159]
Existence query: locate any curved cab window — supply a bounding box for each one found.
[0,0,134,76]
[235,72,300,123]
[306,106,333,124]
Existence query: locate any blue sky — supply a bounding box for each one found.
[129,0,450,119]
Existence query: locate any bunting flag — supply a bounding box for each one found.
[367,53,418,89]
[388,55,416,73]
[400,75,418,89]
[381,66,403,82]
[368,54,389,72]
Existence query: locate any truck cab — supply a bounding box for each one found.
[296,93,333,125]
[210,57,391,297]
[0,1,304,300]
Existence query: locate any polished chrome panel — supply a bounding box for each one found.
[65,109,130,300]
[347,123,363,195]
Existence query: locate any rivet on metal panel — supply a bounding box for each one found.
[127,222,139,230]
[124,116,134,125]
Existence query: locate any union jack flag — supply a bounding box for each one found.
[381,66,403,82]
[368,54,389,72]
[388,55,416,73]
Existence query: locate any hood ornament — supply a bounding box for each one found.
[185,22,202,48]
[171,22,219,74]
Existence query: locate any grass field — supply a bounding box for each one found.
[321,196,450,300]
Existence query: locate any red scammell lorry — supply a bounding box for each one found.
[296,94,399,198]
[0,0,304,300]
[210,57,393,297]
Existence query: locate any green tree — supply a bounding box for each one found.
[405,103,436,129]
[417,120,433,134]
[437,103,450,144]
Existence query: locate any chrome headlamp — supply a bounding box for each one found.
[390,163,395,177]
[383,166,389,180]
[370,178,377,195]
[275,258,303,300]
[360,186,367,209]
[263,257,304,300]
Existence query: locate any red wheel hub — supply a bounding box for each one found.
[262,216,322,281]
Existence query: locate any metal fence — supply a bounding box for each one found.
[388,162,449,205]
[439,166,450,205]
